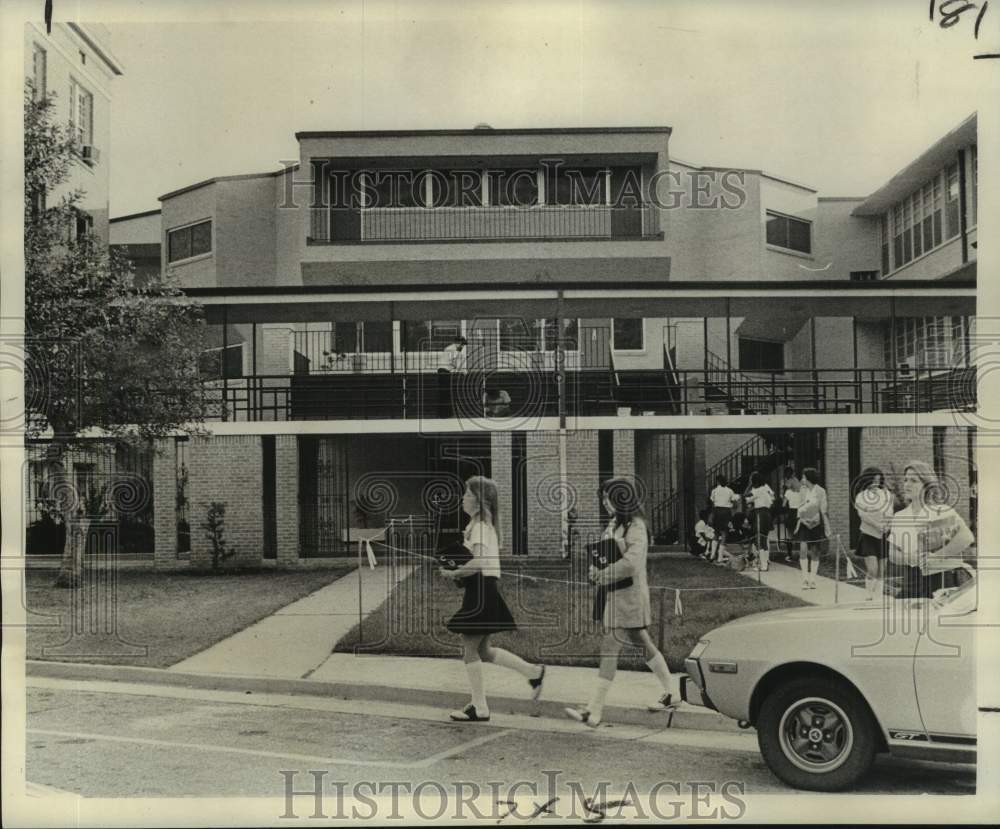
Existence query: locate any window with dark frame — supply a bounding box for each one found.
[32,44,46,100]
[739,337,785,372]
[850,271,879,282]
[167,220,212,263]
[612,318,644,351]
[765,211,811,254]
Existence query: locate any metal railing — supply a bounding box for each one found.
[309,205,618,243]
[194,365,976,421]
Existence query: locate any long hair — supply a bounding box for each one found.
[853,466,884,500]
[466,475,502,543]
[599,477,646,532]
[902,460,944,506]
[802,467,821,486]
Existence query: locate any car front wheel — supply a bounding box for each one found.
[757,676,877,791]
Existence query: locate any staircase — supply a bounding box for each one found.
[609,344,683,414]
[701,349,775,414]
[704,433,796,496]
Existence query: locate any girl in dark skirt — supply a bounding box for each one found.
[440,476,545,722]
[853,466,894,600]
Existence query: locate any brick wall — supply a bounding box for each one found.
[275,435,299,564]
[152,438,178,568]
[188,435,263,568]
[612,430,635,479]
[859,426,935,497]
[491,432,514,553]
[941,427,973,526]
[566,430,600,536]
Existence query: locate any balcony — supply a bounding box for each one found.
[308,205,653,244]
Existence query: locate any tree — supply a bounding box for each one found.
[24,83,210,587]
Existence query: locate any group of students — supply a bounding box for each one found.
[439,475,680,728]
[695,467,830,588]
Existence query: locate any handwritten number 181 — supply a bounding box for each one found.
[930,0,990,39]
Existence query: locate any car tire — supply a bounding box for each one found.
[757,676,877,792]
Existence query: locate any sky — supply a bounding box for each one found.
[102,0,994,217]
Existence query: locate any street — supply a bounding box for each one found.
[26,677,975,804]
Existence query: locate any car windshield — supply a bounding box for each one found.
[931,571,977,613]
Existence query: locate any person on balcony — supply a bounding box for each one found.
[746,471,775,571]
[708,475,739,566]
[853,466,894,600]
[484,382,511,418]
[437,335,467,418]
[440,475,545,722]
[795,467,830,590]
[887,461,975,599]
[565,477,681,728]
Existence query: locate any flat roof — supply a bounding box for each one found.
[296,126,673,140]
[159,165,299,202]
[853,114,977,216]
[110,209,161,223]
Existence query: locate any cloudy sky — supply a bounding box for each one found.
[104,0,992,216]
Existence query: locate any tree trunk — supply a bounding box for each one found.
[49,440,84,589]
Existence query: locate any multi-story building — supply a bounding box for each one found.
[65,117,976,569]
[24,22,123,243]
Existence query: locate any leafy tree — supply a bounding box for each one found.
[24,83,210,587]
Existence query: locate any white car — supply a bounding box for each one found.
[680,576,977,791]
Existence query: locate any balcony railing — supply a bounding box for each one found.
[194,366,976,421]
[309,205,645,243]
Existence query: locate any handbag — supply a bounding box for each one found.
[586,534,634,621]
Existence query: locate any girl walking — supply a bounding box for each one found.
[565,477,680,728]
[746,471,775,571]
[795,467,830,590]
[440,476,545,722]
[853,466,894,600]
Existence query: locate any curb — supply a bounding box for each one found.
[26,660,746,734]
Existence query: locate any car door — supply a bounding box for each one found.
[912,588,977,744]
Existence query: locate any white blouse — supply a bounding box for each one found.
[464,518,501,579]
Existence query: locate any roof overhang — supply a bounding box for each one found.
[852,114,977,216]
[179,280,976,325]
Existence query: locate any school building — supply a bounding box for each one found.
[34,117,978,566]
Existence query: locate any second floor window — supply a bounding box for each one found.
[612,318,644,351]
[739,337,784,372]
[765,211,811,254]
[32,44,47,100]
[70,78,93,147]
[167,220,212,263]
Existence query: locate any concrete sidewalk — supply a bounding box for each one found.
[170,564,414,678]
[734,558,872,605]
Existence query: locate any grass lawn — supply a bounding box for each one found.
[24,567,352,669]
[335,555,807,672]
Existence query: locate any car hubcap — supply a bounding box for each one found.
[778,697,854,773]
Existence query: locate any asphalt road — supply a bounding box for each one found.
[24,677,976,815]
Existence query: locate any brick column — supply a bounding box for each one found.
[613,429,635,480]
[824,428,851,547]
[152,438,178,569]
[188,435,264,568]
[942,427,972,525]
[526,432,562,556]
[566,429,600,537]
[275,435,300,565]
[491,432,513,554]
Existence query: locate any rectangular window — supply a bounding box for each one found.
[612,318,644,351]
[69,77,94,147]
[932,427,946,477]
[432,170,482,207]
[536,318,579,351]
[912,192,923,258]
[850,271,879,282]
[945,163,960,239]
[765,211,812,254]
[167,220,212,263]
[262,436,277,559]
[880,216,890,276]
[32,44,47,99]
[971,146,978,227]
[739,337,785,372]
[545,167,608,206]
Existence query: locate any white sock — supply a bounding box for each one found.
[588,677,613,720]
[490,647,538,680]
[799,556,809,577]
[759,548,769,568]
[646,653,675,696]
[465,661,489,715]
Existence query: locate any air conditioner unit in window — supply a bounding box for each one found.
[81,144,100,165]
[898,359,914,379]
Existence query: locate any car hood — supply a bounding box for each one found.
[710,601,895,633]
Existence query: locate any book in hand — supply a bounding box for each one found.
[586,537,621,570]
[438,540,473,571]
